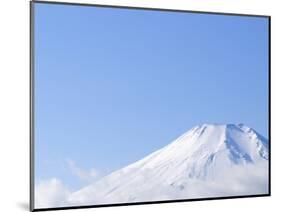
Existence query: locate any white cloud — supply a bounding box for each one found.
[175,162,269,198]
[35,178,71,208]
[66,159,99,183]
[35,161,268,208]
[34,160,102,208]
[35,163,268,208]
[66,162,268,205]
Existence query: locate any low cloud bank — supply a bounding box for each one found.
[35,162,268,208]
[35,178,71,208]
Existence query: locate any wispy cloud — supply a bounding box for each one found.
[66,159,99,183]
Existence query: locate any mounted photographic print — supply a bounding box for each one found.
[30,1,270,211]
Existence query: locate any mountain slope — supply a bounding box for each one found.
[68,124,269,205]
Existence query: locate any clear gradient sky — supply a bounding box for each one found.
[34,3,269,190]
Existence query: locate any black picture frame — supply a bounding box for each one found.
[30,1,271,211]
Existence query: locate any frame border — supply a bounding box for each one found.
[30,1,271,211]
[30,1,35,211]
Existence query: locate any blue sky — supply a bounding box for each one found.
[34,3,269,190]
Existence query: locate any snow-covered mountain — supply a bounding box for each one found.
[68,124,269,205]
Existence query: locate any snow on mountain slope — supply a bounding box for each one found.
[68,124,269,205]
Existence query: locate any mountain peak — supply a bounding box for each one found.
[194,123,247,130]
[175,123,268,163]
[68,123,268,205]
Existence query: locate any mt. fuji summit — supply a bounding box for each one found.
[67,124,269,205]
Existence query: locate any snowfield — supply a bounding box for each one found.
[36,123,269,208]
